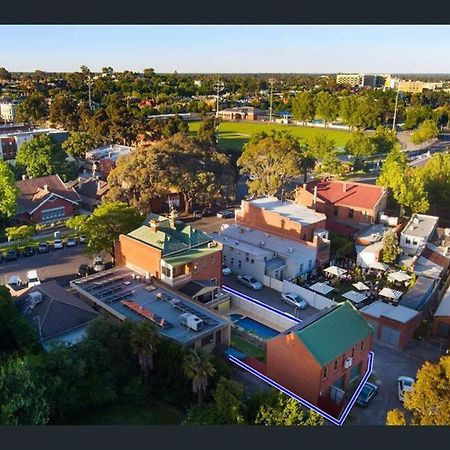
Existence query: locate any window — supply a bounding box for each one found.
[412,239,418,245]
[202,257,207,268]
[245,253,250,262]
[210,278,217,284]
[405,238,411,244]
[323,367,328,380]
[250,259,255,264]
[351,347,355,358]
[308,259,313,268]
[223,255,227,262]
[41,206,66,222]
[211,254,216,264]
[201,334,214,346]
[334,359,338,372]
[161,266,171,277]
[333,205,339,216]
[238,260,242,269]
[230,258,234,265]
[360,340,365,351]
[303,234,306,241]
[299,263,303,273]
[348,208,354,219]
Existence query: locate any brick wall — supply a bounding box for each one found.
[31,197,75,223]
[190,249,223,286]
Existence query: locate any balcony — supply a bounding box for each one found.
[160,272,192,287]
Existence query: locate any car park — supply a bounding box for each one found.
[237,274,263,290]
[397,376,414,402]
[53,239,64,250]
[5,249,19,261]
[26,270,41,287]
[281,292,308,309]
[222,264,232,276]
[217,210,235,219]
[355,382,378,407]
[22,246,35,257]
[66,237,77,247]
[38,242,50,253]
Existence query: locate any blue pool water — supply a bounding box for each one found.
[229,314,279,340]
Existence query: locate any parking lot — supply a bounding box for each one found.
[0,245,91,287]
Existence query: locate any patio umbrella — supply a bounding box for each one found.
[379,287,403,300]
[388,271,412,283]
[353,281,370,291]
[369,262,389,271]
[324,266,348,277]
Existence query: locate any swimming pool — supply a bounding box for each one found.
[229,314,279,340]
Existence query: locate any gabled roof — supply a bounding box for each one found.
[291,301,373,366]
[15,281,98,341]
[16,175,81,214]
[304,179,386,210]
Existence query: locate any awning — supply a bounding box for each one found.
[379,287,403,300]
[369,262,390,271]
[388,271,412,283]
[309,282,334,295]
[353,281,370,291]
[342,290,369,304]
[324,266,348,277]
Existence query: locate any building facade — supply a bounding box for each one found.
[400,214,439,256]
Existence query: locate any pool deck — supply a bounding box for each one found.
[227,307,287,333]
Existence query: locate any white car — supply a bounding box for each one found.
[397,376,414,402]
[282,292,308,309]
[93,256,105,272]
[26,270,41,287]
[222,264,232,276]
[237,274,263,290]
[53,239,64,249]
[66,237,77,247]
[8,275,23,288]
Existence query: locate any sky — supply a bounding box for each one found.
[1,25,450,73]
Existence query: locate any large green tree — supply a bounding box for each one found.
[129,320,160,377]
[314,91,339,127]
[15,92,49,124]
[62,131,98,159]
[49,93,80,130]
[345,130,377,158]
[292,91,316,123]
[0,160,19,218]
[80,201,142,259]
[386,356,450,425]
[184,348,216,405]
[411,119,439,145]
[15,134,67,179]
[381,229,401,264]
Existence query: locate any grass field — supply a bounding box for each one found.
[189,121,351,151]
[62,402,184,425]
[230,332,266,362]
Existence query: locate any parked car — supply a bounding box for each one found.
[217,210,235,219]
[5,249,19,261]
[397,376,414,402]
[22,246,35,257]
[53,239,64,250]
[281,292,308,310]
[66,237,77,247]
[79,235,87,244]
[237,274,263,290]
[222,264,232,276]
[192,210,203,219]
[77,263,92,277]
[93,256,105,272]
[8,275,23,288]
[38,242,50,253]
[26,270,41,287]
[355,382,378,407]
[202,207,216,217]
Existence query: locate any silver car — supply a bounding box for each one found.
[237,274,263,290]
[282,292,308,309]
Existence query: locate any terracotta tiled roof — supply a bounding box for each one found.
[16,175,81,214]
[305,179,385,210]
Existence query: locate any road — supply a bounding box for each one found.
[0,245,91,287]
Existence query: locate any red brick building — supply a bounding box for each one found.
[15,175,81,224]
[266,302,373,410]
[115,211,223,289]
[295,178,387,227]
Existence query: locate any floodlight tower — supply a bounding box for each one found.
[214,77,225,144]
[392,87,400,131]
[86,76,93,110]
[268,78,275,122]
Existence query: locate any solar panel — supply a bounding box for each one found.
[121,300,174,329]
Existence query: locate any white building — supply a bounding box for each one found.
[0,100,21,122]
[356,242,383,268]
[85,144,134,161]
[400,214,439,256]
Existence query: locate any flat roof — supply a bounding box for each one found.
[434,285,450,317]
[247,197,326,226]
[361,300,419,323]
[399,276,436,311]
[217,224,316,264]
[401,214,439,239]
[70,267,229,345]
[212,232,274,258]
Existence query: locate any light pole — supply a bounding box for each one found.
[86,76,93,111]
[214,77,224,144]
[268,78,275,122]
[392,88,400,131]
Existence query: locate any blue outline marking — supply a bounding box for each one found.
[223,284,302,323]
[227,351,374,426]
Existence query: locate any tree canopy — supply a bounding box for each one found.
[411,119,439,145]
[0,160,19,219]
[62,131,98,159]
[15,93,49,124]
[381,229,401,264]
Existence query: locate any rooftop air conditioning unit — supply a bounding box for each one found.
[344,357,353,369]
[288,248,294,253]
[180,313,204,331]
[208,242,217,248]
[28,291,43,310]
[413,217,420,224]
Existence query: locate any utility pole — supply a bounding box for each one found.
[86,76,93,111]
[214,77,224,144]
[269,78,275,122]
[392,88,400,131]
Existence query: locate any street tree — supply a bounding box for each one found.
[292,91,316,124]
[196,117,217,146]
[81,201,142,260]
[314,91,339,127]
[5,225,36,245]
[49,93,80,130]
[372,126,399,154]
[317,150,344,176]
[397,170,429,214]
[0,160,19,219]
[307,133,336,159]
[411,119,439,144]
[345,130,377,158]
[66,215,88,232]
[381,229,401,264]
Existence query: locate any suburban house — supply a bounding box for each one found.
[400,213,439,256]
[70,267,230,352]
[84,144,134,179]
[217,106,268,121]
[360,301,421,348]
[68,177,109,212]
[14,281,98,350]
[432,284,450,338]
[15,174,81,224]
[114,210,223,290]
[266,302,373,412]
[295,179,388,227]
[213,198,330,287]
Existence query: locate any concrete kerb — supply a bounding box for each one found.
[228,351,374,426]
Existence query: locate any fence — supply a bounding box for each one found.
[282,280,338,310]
[263,275,284,292]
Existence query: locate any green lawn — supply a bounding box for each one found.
[230,332,266,362]
[189,121,351,152]
[62,402,185,425]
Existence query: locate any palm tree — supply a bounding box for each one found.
[184,348,216,404]
[129,320,160,377]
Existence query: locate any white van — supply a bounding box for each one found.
[27,270,41,287]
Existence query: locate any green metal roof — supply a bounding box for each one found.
[295,302,373,366]
[163,246,221,267]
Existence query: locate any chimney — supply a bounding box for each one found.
[43,184,48,192]
[313,185,318,209]
[22,174,27,180]
[149,219,160,232]
[343,182,348,192]
[169,208,178,228]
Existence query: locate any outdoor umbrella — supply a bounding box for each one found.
[324,266,348,277]
[353,281,370,291]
